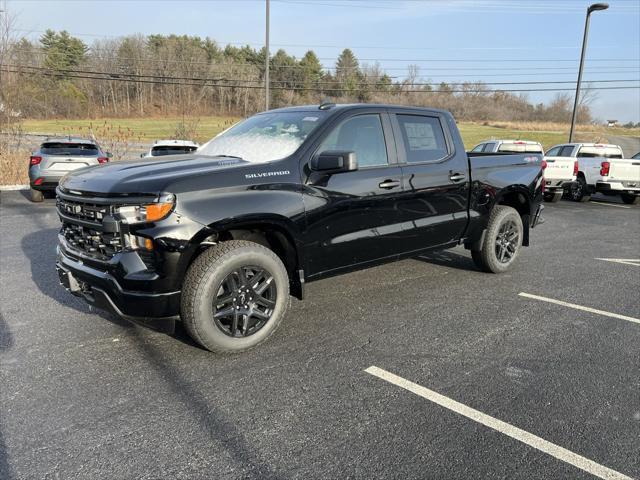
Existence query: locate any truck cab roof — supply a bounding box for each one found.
[266,103,451,116]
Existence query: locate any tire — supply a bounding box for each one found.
[471,205,524,274]
[569,176,591,202]
[544,191,563,203]
[181,240,289,353]
[621,193,640,205]
[30,188,44,202]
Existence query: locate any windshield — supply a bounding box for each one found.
[199,111,327,163]
[151,145,198,156]
[633,152,640,159]
[41,142,99,156]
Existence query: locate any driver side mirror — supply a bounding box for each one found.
[311,151,357,173]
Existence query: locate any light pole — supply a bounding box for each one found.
[265,0,270,111]
[569,2,608,142]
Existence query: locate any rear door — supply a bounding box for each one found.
[302,110,405,276]
[389,110,469,252]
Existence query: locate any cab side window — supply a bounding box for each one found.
[471,144,485,152]
[483,143,496,152]
[559,146,575,157]
[396,114,449,163]
[318,114,388,168]
[545,146,562,156]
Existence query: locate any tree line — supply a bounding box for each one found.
[1,29,595,123]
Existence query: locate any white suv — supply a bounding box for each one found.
[142,140,199,158]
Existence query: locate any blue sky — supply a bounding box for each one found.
[5,0,640,122]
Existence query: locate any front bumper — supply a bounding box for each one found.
[56,245,180,329]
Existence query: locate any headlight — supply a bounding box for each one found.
[116,193,175,224]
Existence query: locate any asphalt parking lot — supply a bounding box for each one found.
[1,190,639,480]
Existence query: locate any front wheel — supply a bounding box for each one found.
[621,193,640,205]
[569,177,591,202]
[544,191,563,203]
[472,205,524,274]
[181,240,289,353]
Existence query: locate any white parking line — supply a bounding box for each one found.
[590,201,630,209]
[365,366,633,480]
[595,258,640,267]
[519,293,640,325]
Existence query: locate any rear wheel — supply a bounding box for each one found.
[30,188,44,202]
[621,193,640,205]
[544,191,563,203]
[472,205,523,274]
[569,176,591,202]
[181,240,289,353]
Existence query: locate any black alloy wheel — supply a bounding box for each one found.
[494,219,519,264]
[213,266,277,337]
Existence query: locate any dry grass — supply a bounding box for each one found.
[0,148,29,185]
[475,120,640,137]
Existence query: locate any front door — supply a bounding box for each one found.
[302,111,404,277]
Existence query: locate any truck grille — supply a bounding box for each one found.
[57,196,124,260]
[61,223,124,260]
[57,197,111,224]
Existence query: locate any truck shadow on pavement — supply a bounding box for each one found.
[413,250,480,272]
[130,328,284,479]
[0,313,14,480]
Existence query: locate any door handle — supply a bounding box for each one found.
[449,173,466,182]
[379,179,401,189]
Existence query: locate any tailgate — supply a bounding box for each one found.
[544,156,574,180]
[609,159,640,183]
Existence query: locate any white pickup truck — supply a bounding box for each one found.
[545,143,640,205]
[542,144,578,203]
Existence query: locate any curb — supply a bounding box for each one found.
[0,184,29,191]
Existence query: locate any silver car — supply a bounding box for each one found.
[28,138,110,202]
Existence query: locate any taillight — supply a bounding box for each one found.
[600,161,610,176]
[34,177,44,186]
[97,157,109,164]
[573,160,579,176]
[30,156,42,165]
[541,160,547,170]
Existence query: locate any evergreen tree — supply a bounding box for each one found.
[40,30,88,73]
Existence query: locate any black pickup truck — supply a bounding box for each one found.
[56,104,544,353]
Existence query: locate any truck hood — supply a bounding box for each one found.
[59,154,249,196]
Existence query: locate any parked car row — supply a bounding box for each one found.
[28,137,198,202]
[472,140,640,205]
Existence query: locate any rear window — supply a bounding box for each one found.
[396,114,448,163]
[577,147,623,159]
[41,142,99,156]
[151,145,198,156]
[497,143,543,154]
